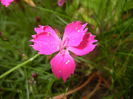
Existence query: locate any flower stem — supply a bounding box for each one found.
[0,54,40,79]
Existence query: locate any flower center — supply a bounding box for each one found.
[60,38,69,51]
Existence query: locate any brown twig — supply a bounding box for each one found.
[86,76,102,98]
[101,76,110,88]
[96,72,111,89]
[53,72,97,99]
[83,73,112,99]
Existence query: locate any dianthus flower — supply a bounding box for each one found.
[0,0,14,7]
[30,21,97,82]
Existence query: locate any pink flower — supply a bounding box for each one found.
[57,0,66,6]
[30,21,97,82]
[0,0,14,7]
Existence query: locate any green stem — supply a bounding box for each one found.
[0,54,40,79]
[37,7,71,20]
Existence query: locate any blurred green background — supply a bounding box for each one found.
[0,0,133,98]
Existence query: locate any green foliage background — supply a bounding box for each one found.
[0,0,133,98]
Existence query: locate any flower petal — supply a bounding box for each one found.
[63,21,88,47]
[57,0,66,6]
[34,25,59,39]
[68,33,97,56]
[1,0,14,7]
[50,50,76,82]
[31,25,61,55]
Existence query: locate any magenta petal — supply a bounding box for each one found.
[50,50,76,82]
[34,25,44,34]
[34,25,59,39]
[68,33,97,56]
[57,0,66,6]
[63,21,88,47]
[1,0,14,7]
[31,25,61,55]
